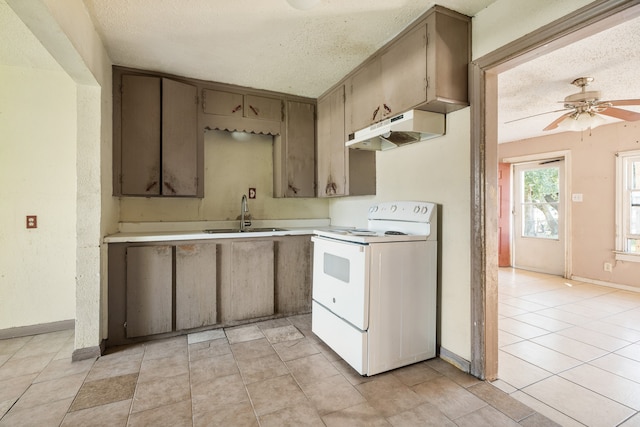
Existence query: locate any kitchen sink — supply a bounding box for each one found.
[203,227,287,234]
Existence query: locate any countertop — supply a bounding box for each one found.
[103,219,334,243]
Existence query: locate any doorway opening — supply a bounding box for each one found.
[470,1,640,380]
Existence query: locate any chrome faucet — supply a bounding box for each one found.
[240,194,251,232]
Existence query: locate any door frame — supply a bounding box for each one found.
[469,0,640,380]
[504,152,572,278]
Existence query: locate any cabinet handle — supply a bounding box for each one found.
[383,104,392,115]
[231,104,242,113]
[145,181,158,192]
[164,181,177,194]
[325,182,337,195]
[372,106,380,121]
[249,105,259,116]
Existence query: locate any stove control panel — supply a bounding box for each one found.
[368,201,435,223]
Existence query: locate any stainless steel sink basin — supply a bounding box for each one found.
[203,228,286,234]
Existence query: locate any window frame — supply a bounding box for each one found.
[615,149,640,263]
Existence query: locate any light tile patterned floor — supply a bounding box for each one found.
[497,268,640,427]
[0,314,557,426]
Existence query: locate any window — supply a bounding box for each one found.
[616,150,640,261]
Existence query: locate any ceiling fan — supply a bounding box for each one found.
[509,77,640,131]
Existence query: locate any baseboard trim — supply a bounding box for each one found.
[0,319,75,340]
[571,275,640,293]
[438,346,471,373]
[72,343,102,362]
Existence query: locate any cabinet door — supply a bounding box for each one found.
[348,59,382,134]
[317,86,346,197]
[275,236,312,314]
[202,89,244,117]
[284,101,315,197]
[244,95,282,121]
[121,75,161,196]
[162,79,198,196]
[126,245,173,338]
[176,244,217,330]
[230,241,274,320]
[381,24,427,118]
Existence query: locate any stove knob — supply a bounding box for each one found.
[391,205,397,212]
[414,206,420,213]
[421,206,428,214]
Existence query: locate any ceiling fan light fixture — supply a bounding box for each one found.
[286,0,320,10]
[557,111,606,132]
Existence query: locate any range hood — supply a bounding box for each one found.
[346,110,445,151]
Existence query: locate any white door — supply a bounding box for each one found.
[513,159,565,275]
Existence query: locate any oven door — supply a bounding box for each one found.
[311,236,370,330]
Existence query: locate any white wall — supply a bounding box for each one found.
[0,65,77,329]
[120,131,329,222]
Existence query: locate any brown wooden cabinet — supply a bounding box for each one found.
[274,236,312,314]
[175,244,217,330]
[317,85,376,197]
[107,234,312,347]
[125,245,173,338]
[111,242,217,341]
[115,73,200,197]
[317,85,347,197]
[274,100,316,198]
[220,240,275,322]
[346,6,470,135]
[202,89,282,122]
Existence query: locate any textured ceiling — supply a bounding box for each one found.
[4,0,640,144]
[82,0,496,98]
[498,15,640,143]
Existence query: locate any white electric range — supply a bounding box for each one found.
[311,201,438,376]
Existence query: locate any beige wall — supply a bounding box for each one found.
[119,131,329,222]
[499,122,640,289]
[7,0,114,351]
[0,65,77,329]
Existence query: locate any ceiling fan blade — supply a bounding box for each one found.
[504,108,570,124]
[599,107,640,121]
[543,112,574,131]
[606,99,640,107]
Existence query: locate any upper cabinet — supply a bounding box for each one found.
[274,100,316,198]
[346,6,470,135]
[317,85,347,197]
[317,85,376,198]
[202,89,282,135]
[114,69,201,197]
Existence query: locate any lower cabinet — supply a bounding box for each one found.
[123,243,217,339]
[175,244,217,330]
[125,246,173,338]
[107,235,312,348]
[220,240,275,322]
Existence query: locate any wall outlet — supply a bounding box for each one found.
[26,215,37,229]
[572,193,583,202]
[604,262,613,272]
